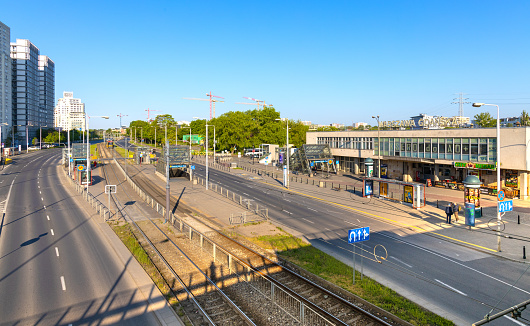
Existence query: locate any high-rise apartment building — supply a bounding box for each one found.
[54,92,86,132]
[39,55,54,128]
[10,39,54,145]
[0,21,11,144]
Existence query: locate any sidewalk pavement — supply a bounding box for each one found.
[66,164,185,326]
[191,157,530,263]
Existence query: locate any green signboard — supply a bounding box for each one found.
[454,162,496,171]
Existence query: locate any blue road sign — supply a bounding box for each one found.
[170,164,186,168]
[191,165,195,170]
[348,227,370,244]
[499,200,513,213]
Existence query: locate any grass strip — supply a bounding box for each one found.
[110,222,190,324]
[248,233,454,326]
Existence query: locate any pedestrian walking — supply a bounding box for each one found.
[445,203,453,224]
[452,202,459,222]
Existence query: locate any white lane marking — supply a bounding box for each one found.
[47,215,50,221]
[242,192,249,196]
[4,179,15,214]
[55,247,59,257]
[378,232,530,295]
[41,198,43,201]
[390,256,413,268]
[40,191,41,194]
[301,218,315,224]
[435,279,467,296]
[50,229,54,236]
[282,210,293,215]
[60,276,66,291]
[504,315,527,325]
[307,207,318,212]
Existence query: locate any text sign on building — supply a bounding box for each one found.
[379,117,463,129]
[499,200,513,213]
[454,162,496,171]
[348,227,370,244]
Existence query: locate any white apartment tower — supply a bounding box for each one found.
[54,92,86,132]
[0,21,11,144]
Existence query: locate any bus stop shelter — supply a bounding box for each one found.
[363,177,426,209]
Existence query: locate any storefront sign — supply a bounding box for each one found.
[454,162,496,171]
[379,117,462,129]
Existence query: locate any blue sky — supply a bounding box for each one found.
[2,1,529,129]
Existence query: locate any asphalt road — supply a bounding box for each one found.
[194,163,530,326]
[0,149,159,325]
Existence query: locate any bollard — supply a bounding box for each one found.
[437,200,439,208]
[524,246,526,260]
[518,215,520,224]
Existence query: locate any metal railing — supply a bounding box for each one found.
[113,158,338,326]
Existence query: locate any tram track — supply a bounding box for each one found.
[98,143,405,326]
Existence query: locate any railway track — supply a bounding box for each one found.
[98,143,406,326]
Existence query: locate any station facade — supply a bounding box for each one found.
[306,127,530,200]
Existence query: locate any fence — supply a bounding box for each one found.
[63,170,113,221]
[111,159,334,325]
[193,174,269,221]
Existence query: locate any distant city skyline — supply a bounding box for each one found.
[1,1,529,130]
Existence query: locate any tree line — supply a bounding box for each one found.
[126,107,314,153]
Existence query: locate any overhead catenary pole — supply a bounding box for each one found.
[473,102,501,251]
[117,113,128,129]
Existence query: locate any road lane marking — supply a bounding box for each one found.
[47,215,50,221]
[55,247,59,257]
[504,315,527,325]
[379,232,530,295]
[51,229,54,236]
[260,181,497,253]
[60,276,66,291]
[390,256,413,268]
[301,218,315,224]
[307,207,318,212]
[435,279,467,296]
[41,198,43,201]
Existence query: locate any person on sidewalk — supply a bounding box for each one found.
[452,202,459,222]
[445,203,453,224]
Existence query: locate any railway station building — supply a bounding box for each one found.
[306,121,530,200]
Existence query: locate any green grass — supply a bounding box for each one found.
[111,223,190,324]
[247,234,453,326]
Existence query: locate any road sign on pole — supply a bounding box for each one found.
[348,227,370,285]
[499,200,513,213]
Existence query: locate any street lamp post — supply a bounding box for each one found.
[85,115,109,193]
[472,102,501,251]
[372,116,381,178]
[140,127,143,146]
[276,118,290,189]
[0,122,8,155]
[206,124,216,163]
[39,125,48,150]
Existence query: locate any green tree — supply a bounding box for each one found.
[520,110,530,126]
[474,112,496,128]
